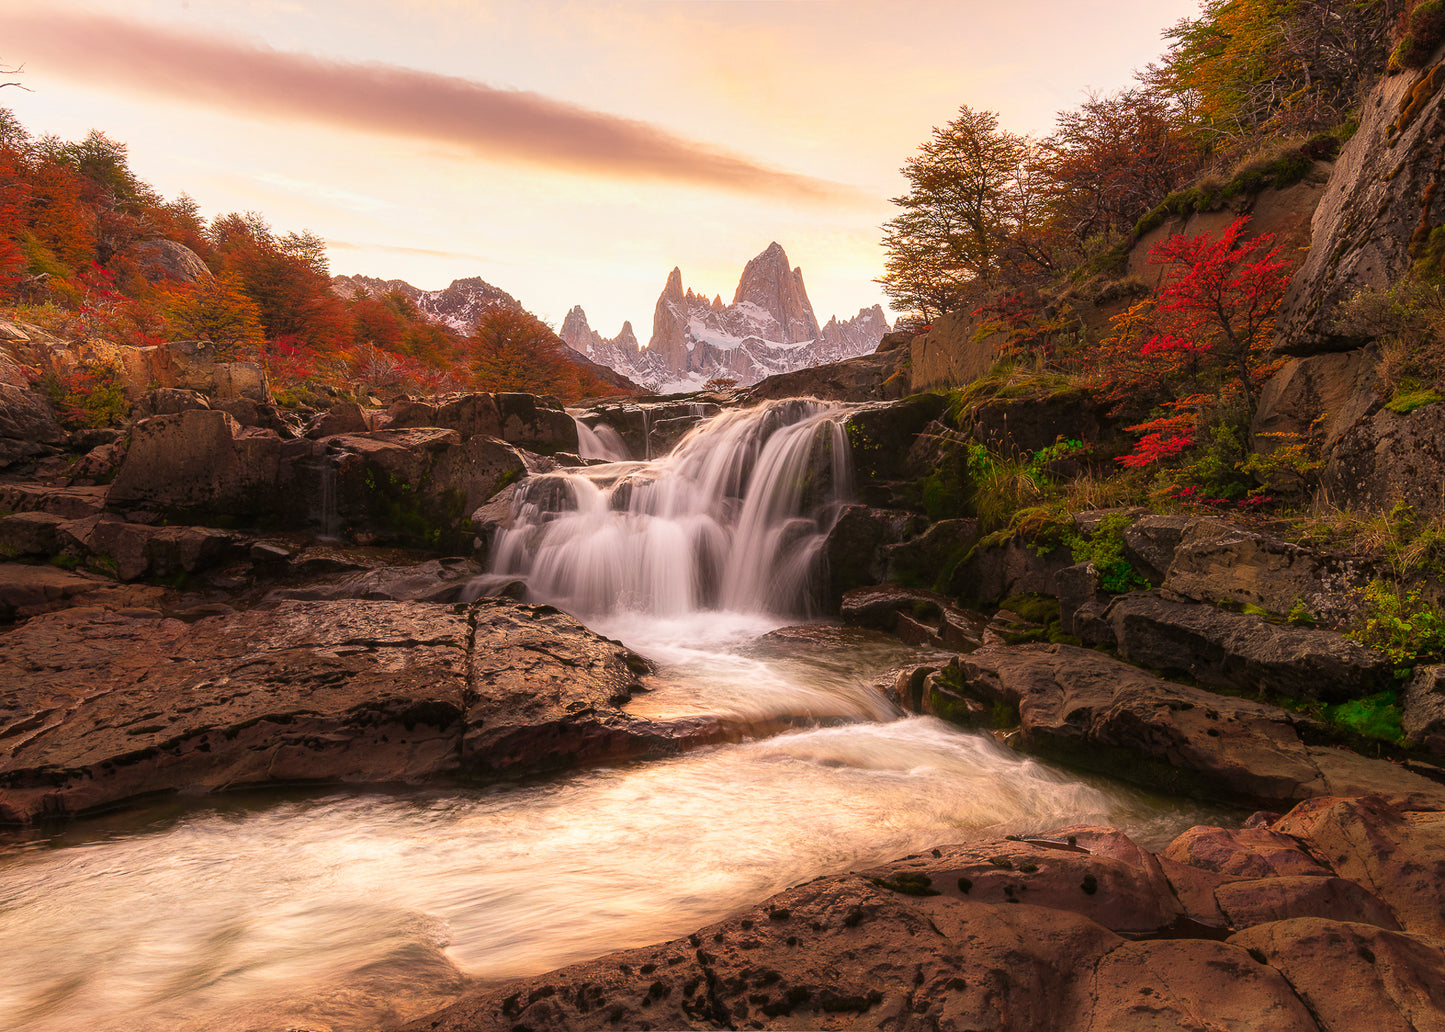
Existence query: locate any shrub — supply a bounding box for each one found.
[42,360,131,430]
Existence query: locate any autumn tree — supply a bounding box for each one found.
[1043,89,1202,242]
[878,106,1039,319]
[157,271,266,357]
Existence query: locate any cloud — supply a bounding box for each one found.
[327,240,499,263]
[3,9,853,201]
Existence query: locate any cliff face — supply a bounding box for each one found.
[567,242,889,393]
[1276,41,1445,354]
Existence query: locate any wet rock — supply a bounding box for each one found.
[844,394,948,490]
[1215,876,1400,931]
[1104,591,1392,703]
[495,393,577,454]
[0,598,713,824]
[823,506,925,605]
[0,563,124,620]
[880,517,978,590]
[1272,795,1445,939]
[841,585,986,652]
[1163,825,1332,879]
[953,535,1075,608]
[1230,918,1445,1031]
[74,521,237,582]
[949,643,1444,809]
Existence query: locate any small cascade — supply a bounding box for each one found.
[489,400,852,620]
[302,456,343,540]
[573,417,631,461]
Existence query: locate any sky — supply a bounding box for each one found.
[0,0,1201,338]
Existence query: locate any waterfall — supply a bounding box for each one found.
[573,417,631,461]
[490,400,851,620]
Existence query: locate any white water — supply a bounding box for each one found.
[572,416,630,462]
[0,400,1223,1032]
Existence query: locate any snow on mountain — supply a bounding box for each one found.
[330,274,522,333]
[561,242,890,394]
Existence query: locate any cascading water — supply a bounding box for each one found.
[0,399,1220,1032]
[572,416,630,462]
[493,400,850,621]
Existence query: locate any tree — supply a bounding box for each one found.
[1044,89,1201,242]
[878,106,1035,319]
[1147,215,1291,413]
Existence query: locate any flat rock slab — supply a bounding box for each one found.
[946,643,1445,810]
[0,598,724,823]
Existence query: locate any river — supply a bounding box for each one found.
[0,401,1223,1032]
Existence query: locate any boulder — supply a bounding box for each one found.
[1163,824,1332,880]
[1214,876,1401,932]
[1122,513,1195,584]
[81,521,236,582]
[880,516,979,589]
[130,388,211,420]
[1163,518,1372,625]
[908,307,1003,391]
[0,483,108,519]
[944,643,1444,809]
[843,394,949,489]
[124,239,211,284]
[1318,402,1445,518]
[1251,349,1379,448]
[0,598,733,824]
[0,381,66,468]
[1103,592,1393,702]
[164,339,270,401]
[744,349,908,402]
[840,585,986,653]
[0,511,67,559]
[306,400,371,438]
[1231,918,1445,1031]
[1272,795,1445,939]
[495,393,578,454]
[822,506,926,605]
[953,535,1075,608]
[107,409,284,517]
[969,387,1112,458]
[1402,665,1445,757]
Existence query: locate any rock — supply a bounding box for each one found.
[840,585,987,652]
[1276,45,1445,355]
[908,307,1004,391]
[875,329,913,353]
[1272,795,1445,939]
[0,598,729,824]
[969,387,1112,458]
[1251,350,1379,448]
[1163,825,1332,879]
[1103,592,1393,703]
[1402,665,1445,756]
[1056,562,1112,642]
[1215,876,1401,931]
[843,394,949,489]
[0,511,67,558]
[881,516,978,589]
[495,393,577,454]
[822,506,926,605]
[131,387,211,420]
[947,643,1445,809]
[0,563,119,620]
[267,558,485,602]
[331,430,527,548]
[433,393,503,438]
[953,535,1075,608]
[0,483,108,518]
[67,439,127,484]
[214,397,298,437]
[0,381,66,468]
[744,349,907,403]
[164,339,270,402]
[1122,513,1195,584]
[1230,918,1445,1031]
[124,239,211,284]
[82,521,236,581]
[307,400,371,438]
[108,409,284,517]
[1319,403,1445,518]
[1163,518,1374,625]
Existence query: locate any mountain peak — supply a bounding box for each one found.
[732,242,818,344]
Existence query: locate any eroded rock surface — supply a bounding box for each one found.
[0,597,727,824]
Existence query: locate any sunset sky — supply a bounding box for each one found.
[1,0,1199,337]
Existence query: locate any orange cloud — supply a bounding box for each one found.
[3,9,853,201]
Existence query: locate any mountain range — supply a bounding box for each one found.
[333,242,890,395]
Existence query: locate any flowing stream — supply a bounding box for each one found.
[0,401,1224,1032]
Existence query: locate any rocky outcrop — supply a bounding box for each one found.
[1095,591,1394,703]
[921,643,1439,808]
[0,598,741,824]
[124,239,212,285]
[405,798,1445,1032]
[1276,45,1445,354]
[908,308,1003,392]
[1251,349,1379,447]
[108,409,285,517]
[1318,401,1445,517]
[743,349,907,403]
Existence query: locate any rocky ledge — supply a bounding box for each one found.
[0,597,769,824]
[405,797,1445,1031]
